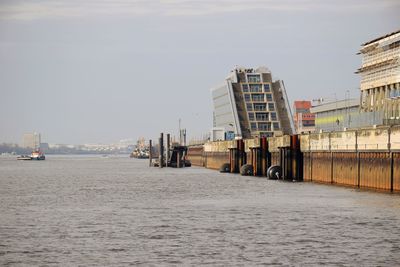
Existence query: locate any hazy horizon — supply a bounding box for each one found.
[1,0,399,144]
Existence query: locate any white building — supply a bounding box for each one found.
[357,29,400,122]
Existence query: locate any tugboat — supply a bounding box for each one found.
[17,149,45,160]
[130,137,150,159]
[30,149,45,160]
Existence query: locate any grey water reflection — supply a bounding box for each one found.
[0,156,400,266]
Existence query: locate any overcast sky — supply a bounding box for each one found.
[0,0,399,144]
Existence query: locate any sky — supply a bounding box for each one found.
[0,0,399,144]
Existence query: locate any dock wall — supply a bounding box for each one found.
[187,125,400,193]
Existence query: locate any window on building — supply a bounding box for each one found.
[266,94,273,101]
[273,122,280,130]
[264,84,270,92]
[270,112,277,121]
[251,94,264,102]
[244,94,251,102]
[254,103,266,111]
[248,112,255,121]
[251,122,257,130]
[246,103,253,111]
[249,84,262,92]
[247,74,261,83]
[258,122,271,131]
[242,84,249,92]
[268,103,275,111]
[255,112,268,121]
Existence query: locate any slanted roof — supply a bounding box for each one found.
[362,29,400,46]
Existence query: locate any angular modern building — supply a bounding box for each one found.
[211,66,295,139]
[356,29,400,124]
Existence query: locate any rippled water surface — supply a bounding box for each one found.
[1,155,400,266]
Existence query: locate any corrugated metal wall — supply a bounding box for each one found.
[359,152,391,191]
[187,146,204,167]
[394,152,400,192]
[332,152,358,186]
[203,152,230,170]
[311,152,332,183]
[303,152,312,181]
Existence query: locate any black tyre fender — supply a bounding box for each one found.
[240,164,254,176]
[219,163,231,173]
[267,165,282,180]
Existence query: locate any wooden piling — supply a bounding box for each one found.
[159,133,164,168]
[149,139,152,167]
[177,150,181,168]
[261,137,268,177]
[166,133,170,167]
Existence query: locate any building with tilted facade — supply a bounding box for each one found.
[211,66,295,139]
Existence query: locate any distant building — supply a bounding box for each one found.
[293,100,315,133]
[210,127,226,141]
[22,132,41,149]
[310,99,360,132]
[211,66,295,139]
[356,29,400,124]
[39,143,49,153]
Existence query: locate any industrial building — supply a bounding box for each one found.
[211,66,295,139]
[356,29,400,124]
[310,99,360,132]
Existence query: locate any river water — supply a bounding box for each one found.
[0,155,399,266]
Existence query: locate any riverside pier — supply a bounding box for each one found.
[186,125,400,193]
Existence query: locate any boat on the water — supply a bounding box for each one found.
[31,149,45,160]
[17,155,32,160]
[17,149,45,161]
[130,148,150,159]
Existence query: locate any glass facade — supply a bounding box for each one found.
[268,103,275,111]
[250,84,262,92]
[254,103,266,111]
[239,79,281,137]
[247,74,261,83]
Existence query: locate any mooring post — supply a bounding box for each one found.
[261,137,267,177]
[177,150,181,168]
[291,134,302,181]
[159,133,164,168]
[149,139,153,167]
[166,133,170,167]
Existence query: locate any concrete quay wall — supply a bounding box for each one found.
[187,126,400,193]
